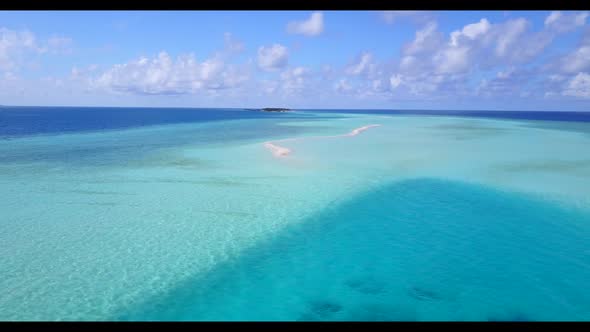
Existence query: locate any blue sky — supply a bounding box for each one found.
[0,10,589,111]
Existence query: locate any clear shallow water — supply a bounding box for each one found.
[1,107,589,321]
[119,178,590,321]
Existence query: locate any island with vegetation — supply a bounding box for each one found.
[245,107,292,112]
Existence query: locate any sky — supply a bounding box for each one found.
[0,10,590,111]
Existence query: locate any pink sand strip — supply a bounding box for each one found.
[345,124,381,137]
[263,142,292,157]
[264,124,381,158]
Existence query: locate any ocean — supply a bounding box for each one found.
[1,106,589,321]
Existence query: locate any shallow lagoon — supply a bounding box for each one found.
[1,109,589,320]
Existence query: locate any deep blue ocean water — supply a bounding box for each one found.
[306,109,590,122]
[2,106,590,139]
[0,106,343,138]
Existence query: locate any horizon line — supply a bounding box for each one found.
[1,104,589,113]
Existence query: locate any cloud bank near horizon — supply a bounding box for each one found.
[1,11,589,110]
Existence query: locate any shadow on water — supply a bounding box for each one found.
[427,122,512,140]
[114,178,590,321]
[494,159,590,178]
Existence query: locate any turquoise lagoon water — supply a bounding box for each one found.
[0,108,589,321]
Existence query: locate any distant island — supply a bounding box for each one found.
[245,108,292,112]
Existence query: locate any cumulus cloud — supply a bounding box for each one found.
[562,72,590,98]
[538,28,590,99]
[428,16,564,70]
[89,51,248,95]
[6,12,590,108]
[279,66,311,95]
[539,29,590,99]
[328,12,590,102]
[555,30,590,74]
[560,46,590,74]
[384,12,589,99]
[338,51,395,98]
[437,17,541,72]
[433,46,471,74]
[345,52,376,77]
[257,44,288,71]
[493,18,528,58]
[403,22,443,56]
[287,12,324,36]
[391,20,475,95]
[450,18,491,47]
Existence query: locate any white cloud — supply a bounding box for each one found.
[399,56,415,71]
[90,51,248,95]
[450,18,491,46]
[443,17,553,70]
[0,27,37,71]
[5,13,590,109]
[287,12,324,37]
[345,52,375,76]
[434,46,471,74]
[279,66,310,95]
[494,18,528,57]
[281,66,308,79]
[399,20,477,81]
[430,18,492,74]
[562,72,590,98]
[403,22,443,56]
[545,29,590,76]
[389,74,403,89]
[386,15,577,99]
[559,44,590,74]
[545,11,562,26]
[257,44,288,71]
[337,19,495,99]
[544,11,588,33]
[334,78,353,93]
[545,11,563,25]
[0,27,75,80]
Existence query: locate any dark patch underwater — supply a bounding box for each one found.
[115,178,590,321]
